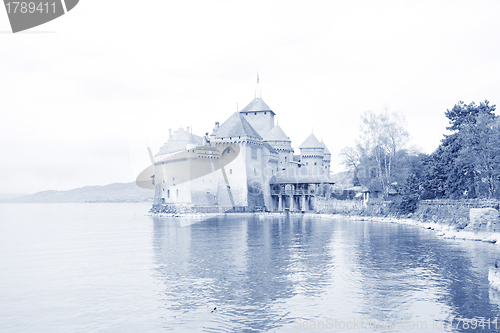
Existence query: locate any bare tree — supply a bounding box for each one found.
[339,146,361,171]
[358,108,409,199]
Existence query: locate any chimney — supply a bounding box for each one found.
[214,121,219,131]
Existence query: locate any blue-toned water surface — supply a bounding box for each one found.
[1,203,500,332]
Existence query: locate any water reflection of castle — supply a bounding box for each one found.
[153,96,334,212]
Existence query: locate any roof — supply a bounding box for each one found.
[299,133,323,149]
[320,140,331,155]
[240,98,274,113]
[214,112,262,140]
[345,185,370,192]
[263,142,277,154]
[263,124,290,142]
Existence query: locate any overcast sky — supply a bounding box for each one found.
[1,0,499,194]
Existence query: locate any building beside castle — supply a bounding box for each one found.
[152,95,333,212]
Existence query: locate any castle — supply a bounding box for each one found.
[152,95,333,212]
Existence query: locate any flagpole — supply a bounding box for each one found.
[257,72,259,98]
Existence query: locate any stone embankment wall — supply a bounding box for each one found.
[150,204,227,214]
[317,198,500,233]
[412,199,500,230]
[149,204,263,214]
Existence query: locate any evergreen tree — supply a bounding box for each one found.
[422,100,498,199]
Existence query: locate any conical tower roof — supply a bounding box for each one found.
[240,97,274,114]
[320,140,331,155]
[263,124,290,142]
[214,112,262,139]
[299,133,322,149]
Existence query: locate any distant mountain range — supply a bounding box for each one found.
[0,193,29,200]
[0,182,154,203]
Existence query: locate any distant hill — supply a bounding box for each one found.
[0,193,29,200]
[0,182,154,203]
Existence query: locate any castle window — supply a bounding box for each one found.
[176,189,179,198]
[264,112,266,115]
[167,190,170,198]
[306,162,309,166]
[254,112,257,115]
[230,169,232,174]
[314,162,317,166]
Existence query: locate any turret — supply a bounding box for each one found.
[299,133,324,176]
[263,124,293,173]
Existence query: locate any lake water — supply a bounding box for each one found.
[1,203,500,332]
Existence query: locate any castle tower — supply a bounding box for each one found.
[240,98,275,138]
[299,133,325,176]
[263,124,293,175]
[212,112,266,208]
[154,127,205,205]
